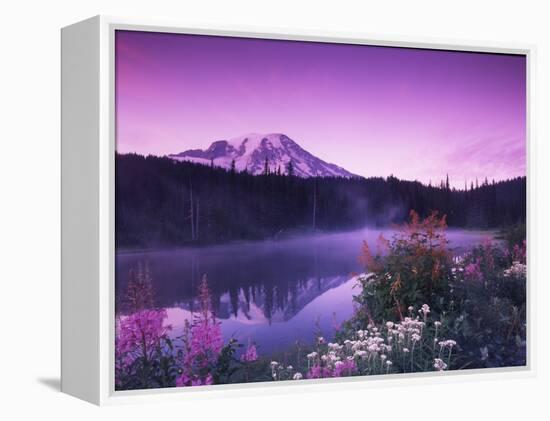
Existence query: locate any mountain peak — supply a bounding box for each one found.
[168,133,357,178]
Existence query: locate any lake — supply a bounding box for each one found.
[115,228,494,356]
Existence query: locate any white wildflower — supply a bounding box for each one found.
[421,304,430,317]
[433,358,448,371]
[480,346,489,361]
[438,339,457,349]
[368,344,379,353]
[504,262,527,279]
[354,350,367,359]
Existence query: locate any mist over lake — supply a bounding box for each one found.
[116,227,494,354]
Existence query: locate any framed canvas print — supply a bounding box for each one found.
[61,16,533,405]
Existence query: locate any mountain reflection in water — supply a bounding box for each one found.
[116,228,493,354]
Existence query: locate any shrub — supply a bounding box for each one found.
[351,210,526,370]
[448,243,526,368]
[356,210,453,322]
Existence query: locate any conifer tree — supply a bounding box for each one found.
[286,160,294,177]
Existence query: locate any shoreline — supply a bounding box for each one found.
[116,226,501,255]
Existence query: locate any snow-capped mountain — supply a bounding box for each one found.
[168,133,357,178]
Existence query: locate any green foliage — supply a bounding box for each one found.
[116,334,178,390]
[351,212,526,369]
[501,222,526,249]
[448,242,526,368]
[356,211,453,322]
[210,339,242,384]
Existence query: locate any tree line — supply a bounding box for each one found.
[115,153,526,248]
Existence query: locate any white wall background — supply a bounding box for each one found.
[1,0,548,418]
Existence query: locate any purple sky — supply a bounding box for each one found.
[115,30,526,188]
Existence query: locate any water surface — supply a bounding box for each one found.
[116,228,493,354]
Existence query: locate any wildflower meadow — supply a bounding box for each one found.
[115,211,527,390]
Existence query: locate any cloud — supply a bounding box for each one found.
[444,133,526,182]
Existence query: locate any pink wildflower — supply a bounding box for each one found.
[333,359,357,377]
[307,364,333,379]
[177,275,223,387]
[115,309,171,365]
[464,260,483,282]
[510,241,527,264]
[115,309,171,387]
[241,340,258,362]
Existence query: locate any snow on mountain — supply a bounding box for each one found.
[168,133,357,178]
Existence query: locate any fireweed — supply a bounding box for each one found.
[241,340,258,362]
[116,270,256,389]
[116,309,171,363]
[238,340,259,382]
[176,275,224,387]
[124,261,155,312]
[464,260,483,282]
[115,309,173,388]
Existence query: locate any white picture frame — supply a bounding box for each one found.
[61,15,535,405]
